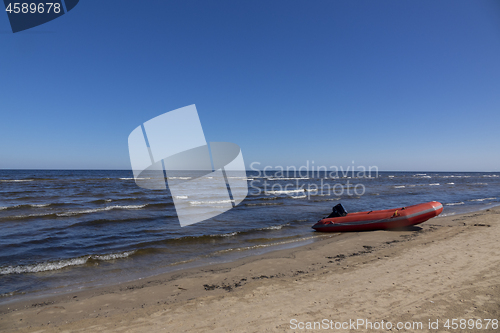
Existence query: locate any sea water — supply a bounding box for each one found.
[0,170,499,301]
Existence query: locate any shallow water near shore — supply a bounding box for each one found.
[1,170,499,301]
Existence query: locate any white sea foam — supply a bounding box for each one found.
[429,183,440,186]
[414,173,427,176]
[469,197,496,202]
[265,189,305,195]
[119,177,150,180]
[393,185,405,188]
[57,205,147,217]
[388,175,395,178]
[9,212,54,219]
[168,177,192,180]
[440,212,457,217]
[0,258,88,275]
[291,195,307,199]
[446,182,455,185]
[259,224,289,231]
[0,179,34,182]
[0,251,135,275]
[91,251,135,261]
[0,203,51,211]
[212,232,238,237]
[263,225,284,230]
[445,202,465,206]
[0,292,16,297]
[174,195,188,199]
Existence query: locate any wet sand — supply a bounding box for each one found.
[1,207,499,332]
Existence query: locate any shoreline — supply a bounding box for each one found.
[0,233,328,306]
[1,202,497,305]
[1,206,499,331]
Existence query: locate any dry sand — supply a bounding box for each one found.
[1,207,499,332]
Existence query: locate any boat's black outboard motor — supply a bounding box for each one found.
[327,203,348,218]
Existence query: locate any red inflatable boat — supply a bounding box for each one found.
[312,201,443,232]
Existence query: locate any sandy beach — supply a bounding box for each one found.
[3,1,499,332]
[1,207,499,332]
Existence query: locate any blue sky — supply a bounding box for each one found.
[1,0,499,171]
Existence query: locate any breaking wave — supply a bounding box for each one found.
[0,203,59,211]
[265,189,306,195]
[469,197,496,202]
[0,251,135,275]
[0,179,34,182]
[57,205,148,217]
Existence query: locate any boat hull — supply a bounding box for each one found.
[312,201,443,232]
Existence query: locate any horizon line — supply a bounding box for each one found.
[0,169,499,173]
